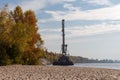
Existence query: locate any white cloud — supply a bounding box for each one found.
[50,0,76,4]
[10,0,76,12]
[41,28,60,32]
[67,23,120,37]
[63,3,79,11]
[40,28,61,40]
[44,4,120,21]
[82,0,113,6]
[40,23,120,40]
[20,0,46,11]
[38,19,48,23]
[42,34,61,40]
[9,0,46,12]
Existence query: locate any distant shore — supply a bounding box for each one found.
[0,65,120,80]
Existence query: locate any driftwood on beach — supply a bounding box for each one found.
[0,65,120,80]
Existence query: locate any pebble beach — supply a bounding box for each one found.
[0,65,120,80]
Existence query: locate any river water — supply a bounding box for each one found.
[74,63,120,70]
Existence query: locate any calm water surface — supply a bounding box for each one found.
[74,63,120,70]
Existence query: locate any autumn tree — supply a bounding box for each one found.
[0,5,44,65]
[13,6,24,23]
[22,10,44,64]
[12,6,44,64]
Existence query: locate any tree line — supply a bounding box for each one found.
[70,56,120,63]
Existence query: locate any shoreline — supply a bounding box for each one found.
[0,65,120,80]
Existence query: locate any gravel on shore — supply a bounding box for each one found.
[0,65,120,80]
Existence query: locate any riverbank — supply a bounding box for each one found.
[0,65,120,80]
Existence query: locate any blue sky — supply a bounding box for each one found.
[1,0,120,60]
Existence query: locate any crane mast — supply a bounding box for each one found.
[62,19,67,55]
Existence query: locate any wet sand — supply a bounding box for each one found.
[0,65,120,80]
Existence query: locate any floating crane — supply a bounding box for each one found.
[53,19,74,65]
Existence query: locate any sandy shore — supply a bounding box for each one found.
[0,65,120,80]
